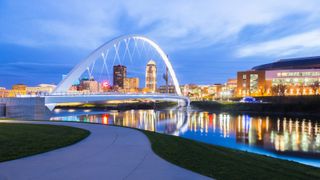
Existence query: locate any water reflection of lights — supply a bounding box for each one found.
[189,112,320,153]
[258,118,262,140]
[102,114,109,124]
[266,116,269,132]
[54,108,61,113]
[68,109,76,112]
[51,110,320,155]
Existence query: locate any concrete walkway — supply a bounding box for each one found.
[0,120,211,180]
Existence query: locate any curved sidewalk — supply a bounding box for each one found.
[0,120,211,180]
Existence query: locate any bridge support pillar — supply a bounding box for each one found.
[45,103,56,111]
[186,98,191,107]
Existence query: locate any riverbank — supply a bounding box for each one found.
[0,123,89,162]
[143,130,320,180]
[191,100,320,119]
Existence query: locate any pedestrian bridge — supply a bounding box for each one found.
[45,35,189,110]
[45,93,190,111]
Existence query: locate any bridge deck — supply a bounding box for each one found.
[44,94,190,110]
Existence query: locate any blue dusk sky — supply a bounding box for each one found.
[0,0,320,88]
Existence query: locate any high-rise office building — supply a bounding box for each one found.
[124,77,139,92]
[113,65,127,89]
[145,60,157,92]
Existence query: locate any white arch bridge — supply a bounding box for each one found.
[45,35,189,110]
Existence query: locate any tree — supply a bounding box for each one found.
[298,84,304,96]
[310,80,320,95]
[259,86,267,96]
[271,84,287,96]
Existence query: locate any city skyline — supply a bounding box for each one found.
[1,1,320,88]
[2,1,320,178]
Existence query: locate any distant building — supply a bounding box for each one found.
[12,84,27,91]
[145,60,157,92]
[78,78,99,92]
[221,79,237,99]
[124,77,139,92]
[210,84,223,99]
[10,84,27,97]
[26,84,56,95]
[0,87,8,98]
[237,70,267,97]
[237,56,320,96]
[182,84,222,100]
[226,79,237,91]
[69,84,79,92]
[158,85,176,94]
[113,65,127,89]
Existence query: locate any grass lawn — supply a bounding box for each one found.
[143,131,320,180]
[0,123,90,162]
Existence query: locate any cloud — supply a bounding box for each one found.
[0,0,320,52]
[121,0,320,50]
[0,0,119,49]
[235,29,320,58]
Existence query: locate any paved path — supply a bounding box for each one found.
[0,120,211,180]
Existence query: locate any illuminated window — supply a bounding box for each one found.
[250,74,258,94]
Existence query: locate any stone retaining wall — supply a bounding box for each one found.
[0,97,50,120]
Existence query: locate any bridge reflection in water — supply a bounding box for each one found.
[50,109,320,166]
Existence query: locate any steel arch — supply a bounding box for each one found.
[53,35,182,95]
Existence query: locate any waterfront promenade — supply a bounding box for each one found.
[0,120,210,180]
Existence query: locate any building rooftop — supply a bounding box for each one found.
[252,56,320,70]
[147,60,156,65]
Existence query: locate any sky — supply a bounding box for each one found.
[0,0,320,88]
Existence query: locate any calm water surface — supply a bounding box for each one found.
[50,108,320,167]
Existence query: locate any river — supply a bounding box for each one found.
[49,107,320,167]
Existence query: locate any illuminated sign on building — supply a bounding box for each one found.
[277,72,320,77]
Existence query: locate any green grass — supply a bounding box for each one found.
[0,123,90,162]
[143,131,320,180]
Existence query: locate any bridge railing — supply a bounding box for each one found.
[43,91,190,109]
[15,92,189,101]
[47,92,181,97]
